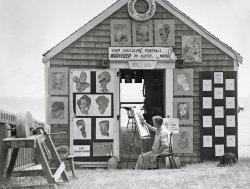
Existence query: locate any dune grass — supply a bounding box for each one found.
[1,158,250,189]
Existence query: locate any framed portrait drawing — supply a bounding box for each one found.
[96,118,114,139]
[93,142,113,156]
[203,136,212,147]
[73,145,90,157]
[94,94,113,117]
[70,70,91,93]
[73,118,91,140]
[173,98,193,124]
[48,68,68,95]
[215,125,224,137]
[214,72,223,84]
[202,80,212,91]
[47,96,68,124]
[215,144,224,157]
[182,36,202,62]
[203,116,212,128]
[111,19,131,46]
[154,19,175,46]
[132,20,153,46]
[174,69,193,96]
[96,70,115,93]
[226,135,236,147]
[226,79,235,90]
[173,127,193,153]
[75,94,94,116]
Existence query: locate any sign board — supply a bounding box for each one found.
[109,47,176,61]
[163,118,179,134]
[129,61,157,69]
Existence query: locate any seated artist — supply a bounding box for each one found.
[135,115,171,169]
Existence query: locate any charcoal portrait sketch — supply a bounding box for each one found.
[133,20,153,46]
[48,97,68,124]
[48,68,68,95]
[72,70,91,93]
[73,118,91,140]
[111,19,131,46]
[174,69,193,96]
[96,118,113,139]
[173,98,193,124]
[182,36,202,62]
[154,19,175,46]
[173,127,193,153]
[76,94,93,116]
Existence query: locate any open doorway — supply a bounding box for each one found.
[119,69,164,166]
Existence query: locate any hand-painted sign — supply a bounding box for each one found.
[109,47,176,61]
[163,118,179,134]
[128,0,156,21]
[129,61,157,69]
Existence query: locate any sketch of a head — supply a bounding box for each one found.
[98,71,111,93]
[95,95,109,114]
[99,120,109,137]
[76,119,86,138]
[136,24,149,42]
[158,24,170,41]
[114,24,127,42]
[53,73,64,90]
[177,103,189,120]
[178,131,188,148]
[73,71,90,92]
[51,101,64,119]
[77,95,91,115]
[177,73,190,91]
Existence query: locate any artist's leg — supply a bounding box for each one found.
[135,151,157,169]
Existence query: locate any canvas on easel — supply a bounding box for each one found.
[132,107,150,139]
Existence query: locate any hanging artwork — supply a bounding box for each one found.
[203,136,212,147]
[203,97,212,109]
[214,72,223,84]
[47,96,68,124]
[174,69,193,96]
[182,36,202,62]
[75,94,94,116]
[226,115,236,127]
[71,70,91,93]
[94,94,112,117]
[73,145,90,157]
[214,106,224,118]
[96,118,114,139]
[96,70,114,93]
[173,127,193,153]
[202,116,212,128]
[226,135,236,147]
[173,98,193,124]
[215,144,224,157]
[154,19,175,46]
[132,20,153,46]
[215,125,224,137]
[214,87,224,99]
[73,118,91,140]
[226,79,235,90]
[48,68,68,95]
[226,97,235,109]
[111,19,131,46]
[202,80,212,91]
[93,142,113,156]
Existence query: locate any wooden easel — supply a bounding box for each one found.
[0,130,69,188]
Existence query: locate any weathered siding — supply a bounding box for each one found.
[49,1,234,164]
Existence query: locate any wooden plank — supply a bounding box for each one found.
[6,148,19,178]
[3,138,36,149]
[53,163,65,182]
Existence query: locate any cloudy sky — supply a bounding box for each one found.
[0,0,250,99]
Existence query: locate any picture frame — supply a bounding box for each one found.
[215,144,224,157]
[73,118,91,140]
[93,142,113,157]
[203,97,212,109]
[96,118,114,139]
[96,70,115,93]
[214,72,223,84]
[173,98,193,124]
[214,87,224,99]
[226,79,235,91]
[174,69,193,96]
[71,70,91,93]
[154,19,175,46]
[226,97,235,109]
[203,115,212,128]
[111,19,132,46]
[182,36,202,62]
[47,96,68,124]
[48,68,68,95]
[202,80,212,91]
[226,135,236,147]
[214,106,224,118]
[173,127,193,153]
[215,125,224,137]
[203,136,212,147]
[226,115,236,127]
[132,20,153,46]
[73,145,90,157]
[75,94,113,117]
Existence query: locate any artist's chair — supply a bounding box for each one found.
[156,132,179,169]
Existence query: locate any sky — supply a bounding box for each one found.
[0,0,250,99]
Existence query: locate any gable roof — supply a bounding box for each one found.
[42,0,243,64]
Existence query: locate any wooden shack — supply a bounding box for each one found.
[42,0,243,167]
